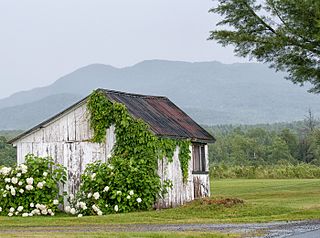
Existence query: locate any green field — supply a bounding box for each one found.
[0,179,319,237]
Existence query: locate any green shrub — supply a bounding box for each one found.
[0,154,67,217]
[66,157,165,217]
[210,163,320,179]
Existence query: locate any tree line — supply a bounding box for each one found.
[206,114,320,166]
[1,117,320,170]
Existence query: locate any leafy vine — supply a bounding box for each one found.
[87,90,191,182]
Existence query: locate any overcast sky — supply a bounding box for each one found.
[0,0,248,99]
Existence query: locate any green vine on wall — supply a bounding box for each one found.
[87,90,191,183]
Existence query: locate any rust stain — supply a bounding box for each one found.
[104,89,215,143]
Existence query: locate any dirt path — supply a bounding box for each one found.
[1,220,320,237]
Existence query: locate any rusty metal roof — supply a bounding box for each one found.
[101,89,215,143]
[9,89,215,144]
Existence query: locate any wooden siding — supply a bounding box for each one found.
[14,102,209,208]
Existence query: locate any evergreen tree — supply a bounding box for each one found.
[209,0,320,92]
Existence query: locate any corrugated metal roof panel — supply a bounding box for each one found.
[101,89,215,143]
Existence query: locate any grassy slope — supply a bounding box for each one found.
[0,179,319,237]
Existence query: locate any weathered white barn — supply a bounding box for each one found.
[10,89,215,208]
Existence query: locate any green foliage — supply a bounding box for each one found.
[268,137,295,164]
[0,154,67,217]
[87,90,191,180]
[279,128,299,159]
[69,90,191,216]
[209,0,320,93]
[207,119,320,166]
[177,140,192,181]
[87,91,115,143]
[0,134,18,167]
[307,129,320,165]
[69,158,167,216]
[209,127,296,166]
[211,163,320,179]
[205,114,320,166]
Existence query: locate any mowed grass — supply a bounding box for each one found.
[210,179,320,222]
[0,232,234,238]
[0,179,319,232]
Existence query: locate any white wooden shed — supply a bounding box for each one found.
[9,89,215,208]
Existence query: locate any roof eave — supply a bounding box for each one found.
[156,134,216,144]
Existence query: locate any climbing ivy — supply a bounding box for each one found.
[177,141,192,181]
[87,90,191,182]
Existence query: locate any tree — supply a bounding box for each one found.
[279,128,299,158]
[268,136,295,164]
[308,129,320,165]
[209,0,320,93]
[303,109,319,133]
[0,136,16,167]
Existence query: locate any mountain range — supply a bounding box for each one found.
[0,60,319,130]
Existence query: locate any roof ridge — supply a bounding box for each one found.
[97,88,169,100]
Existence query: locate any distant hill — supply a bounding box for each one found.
[0,60,320,129]
[0,94,82,130]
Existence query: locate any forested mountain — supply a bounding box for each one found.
[1,60,320,129]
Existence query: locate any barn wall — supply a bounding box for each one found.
[14,102,210,207]
[15,102,116,196]
[157,146,192,208]
[157,144,210,208]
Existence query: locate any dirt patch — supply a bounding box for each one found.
[201,197,245,207]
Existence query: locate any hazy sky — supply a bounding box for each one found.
[0,0,247,99]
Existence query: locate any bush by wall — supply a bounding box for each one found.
[66,158,170,216]
[0,154,66,217]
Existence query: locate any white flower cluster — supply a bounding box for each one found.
[65,187,143,217]
[0,167,12,176]
[65,201,91,217]
[0,162,61,217]
[92,204,103,216]
[4,201,57,217]
[1,171,46,198]
[30,203,55,216]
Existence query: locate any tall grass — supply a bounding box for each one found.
[210,163,320,179]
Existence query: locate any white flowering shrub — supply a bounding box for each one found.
[0,154,66,217]
[67,156,160,217]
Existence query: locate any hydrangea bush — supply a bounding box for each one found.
[67,155,164,217]
[0,154,66,217]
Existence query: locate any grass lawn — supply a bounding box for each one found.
[0,232,233,238]
[0,179,319,236]
[210,179,320,222]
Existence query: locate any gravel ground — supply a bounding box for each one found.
[1,220,320,237]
